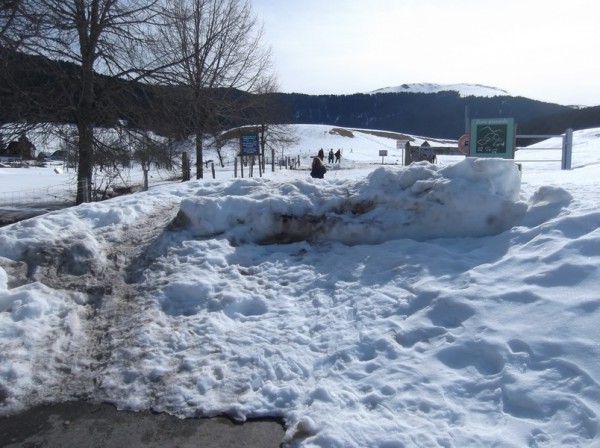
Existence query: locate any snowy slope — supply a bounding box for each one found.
[369,82,511,97]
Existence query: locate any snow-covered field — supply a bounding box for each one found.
[0,125,454,196]
[1,124,600,447]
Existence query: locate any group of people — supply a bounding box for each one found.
[328,148,342,164]
[317,148,341,164]
[311,147,342,179]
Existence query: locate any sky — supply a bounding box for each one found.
[2,125,600,446]
[251,0,600,106]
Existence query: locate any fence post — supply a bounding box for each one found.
[562,128,573,170]
[404,141,412,166]
[182,152,191,181]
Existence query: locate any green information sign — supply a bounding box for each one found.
[469,118,515,159]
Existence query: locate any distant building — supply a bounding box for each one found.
[1,135,36,160]
[50,149,68,161]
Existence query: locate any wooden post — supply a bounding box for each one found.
[258,155,263,177]
[404,141,412,166]
[562,128,573,170]
[182,151,191,181]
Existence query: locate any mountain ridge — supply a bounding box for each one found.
[1,48,597,139]
[368,83,511,98]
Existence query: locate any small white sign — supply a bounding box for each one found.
[396,140,409,149]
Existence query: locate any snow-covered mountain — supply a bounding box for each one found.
[369,82,510,98]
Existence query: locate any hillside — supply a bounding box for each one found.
[518,105,600,135]
[2,49,600,140]
[269,91,571,138]
[369,82,511,97]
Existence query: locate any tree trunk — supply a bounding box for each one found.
[216,143,225,167]
[76,58,95,204]
[260,124,266,172]
[76,120,94,203]
[142,161,149,191]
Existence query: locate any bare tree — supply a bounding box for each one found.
[251,75,297,172]
[152,0,272,179]
[1,1,44,142]
[126,127,175,190]
[0,0,40,49]
[13,0,163,203]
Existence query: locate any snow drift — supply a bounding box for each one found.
[174,158,526,245]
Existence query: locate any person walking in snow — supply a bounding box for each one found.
[328,149,334,163]
[334,149,341,163]
[310,156,327,179]
[318,148,325,161]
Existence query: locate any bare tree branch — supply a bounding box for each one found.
[7,0,166,203]
[151,0,273,179]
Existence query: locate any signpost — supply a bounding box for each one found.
[379,149,388,164]
[240,131,259,156]
[239,131,260,178]
[469,118,515,159]
[396,140,410,166]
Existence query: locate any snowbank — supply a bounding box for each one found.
[175,158,526,245]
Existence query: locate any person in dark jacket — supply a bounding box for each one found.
[310,156,327,179]
[328,149,334,163]
[318,148,325,161]
[334,149,341,163]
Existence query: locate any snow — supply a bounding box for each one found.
[2,124,600,447]
[369,82,511,98]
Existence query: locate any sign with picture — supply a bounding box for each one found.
[469,118,515,159]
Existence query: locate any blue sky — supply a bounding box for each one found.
[252,0,600,106]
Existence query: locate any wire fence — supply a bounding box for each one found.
[0,168,183,209]
[0,183,77,208]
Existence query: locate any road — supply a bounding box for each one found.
[0,401,285,448]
